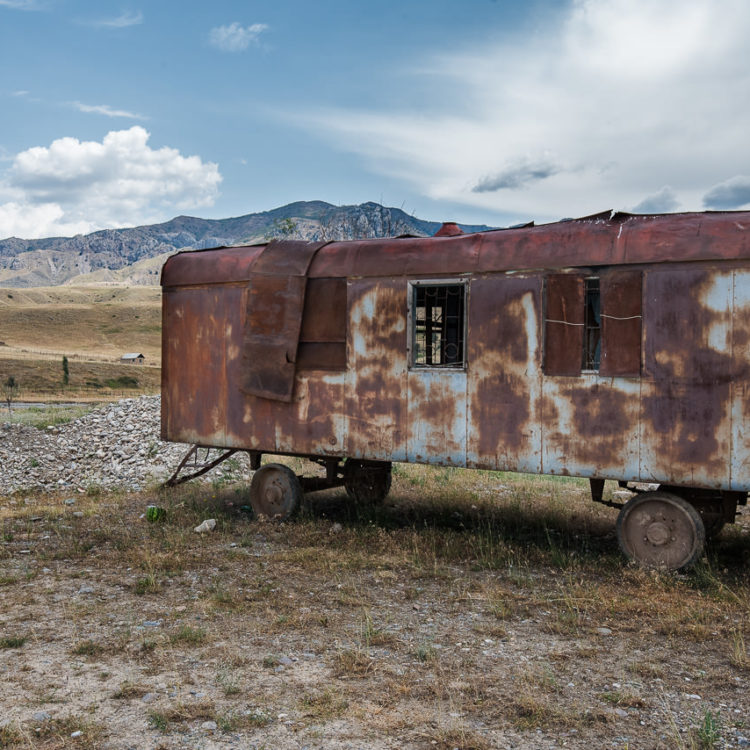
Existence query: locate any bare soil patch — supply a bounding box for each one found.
[1,469,749,749]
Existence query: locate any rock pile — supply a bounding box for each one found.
[0,396,252,494]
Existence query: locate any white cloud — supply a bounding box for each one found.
[295,0,750,222]
[72,102,145,119]
[209,22,268,52]
[0,127,222,239]
[87,10,143,28]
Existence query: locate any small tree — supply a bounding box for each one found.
[3,375,19,416]
[62,355,69,386]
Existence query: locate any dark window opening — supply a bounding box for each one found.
[412,284,466,367]
[582,277,601,371]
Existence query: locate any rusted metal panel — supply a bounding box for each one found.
[466,276,543,473]
[241,240,328,402]
[640,269,734,487]
[272,372,346,456]
[731,270,750,488]
[640,381,731,488]
[407,370,467,465]
[643,268,734,383]
[297,278,347,370]
[542,376,641,480]
[600,270,642,377]
[544,274,584,376]
[161,245,264,287]
[161,285,237,446]
[346,280,408,462]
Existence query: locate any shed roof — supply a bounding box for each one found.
[161,210,750,288]
[121,352,145,359]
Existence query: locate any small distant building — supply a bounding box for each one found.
[120,352,145,365]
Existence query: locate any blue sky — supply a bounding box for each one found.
[2,0,750,238]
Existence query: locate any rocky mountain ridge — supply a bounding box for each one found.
[0,201,493,288]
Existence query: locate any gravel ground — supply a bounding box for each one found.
[1,396,252,493]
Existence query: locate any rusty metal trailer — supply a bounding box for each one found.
[160,210,750,570]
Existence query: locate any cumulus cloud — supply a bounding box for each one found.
[0,127,221,239]
[72,102,145,119]
[209,22,268,52]
[294,0,750,221]
[87,10,143,28]
[633,186,680,213]
[703,176,750,210]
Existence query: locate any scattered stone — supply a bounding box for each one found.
[141,693,157,703]
[78,585,94,594]
[596,627,613,636]
[70,731,83,738]
[330,522,343,534]
[201,721,218,731]
[32,711,51,722]
[63,498,76,505]
[194,519,217,533]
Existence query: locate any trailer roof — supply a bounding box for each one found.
[161,210,750,287]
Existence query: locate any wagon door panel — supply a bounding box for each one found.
[162,286,233,446]
[466,276,543,472]
[346,280,408,461]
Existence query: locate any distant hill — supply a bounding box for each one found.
[0,201,494,288]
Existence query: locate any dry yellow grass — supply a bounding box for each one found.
[0,473,747,748]
[0,285,161,362]
[0,285,161,400]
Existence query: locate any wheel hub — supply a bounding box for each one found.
[264,482,282,507]
[644,520,670,546]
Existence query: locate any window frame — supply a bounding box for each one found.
[407,278,468,371]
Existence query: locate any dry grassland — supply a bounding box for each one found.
[0,286,161,401]
[0,287,161,362]
[1,466,748,749]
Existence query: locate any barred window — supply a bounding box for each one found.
[411,283,466,367]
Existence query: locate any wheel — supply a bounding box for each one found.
[616,491,705,570]
[344,460,392,504]
[249,464,302,520]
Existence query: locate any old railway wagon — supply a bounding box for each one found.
[161,210,750,570]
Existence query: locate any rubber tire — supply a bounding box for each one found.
[249,463,302,520]
[616,491,705,571]
[344,459,392,505]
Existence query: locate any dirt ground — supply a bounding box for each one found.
[0,467,749,749]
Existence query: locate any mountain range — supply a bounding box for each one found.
[0,201,493,288]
